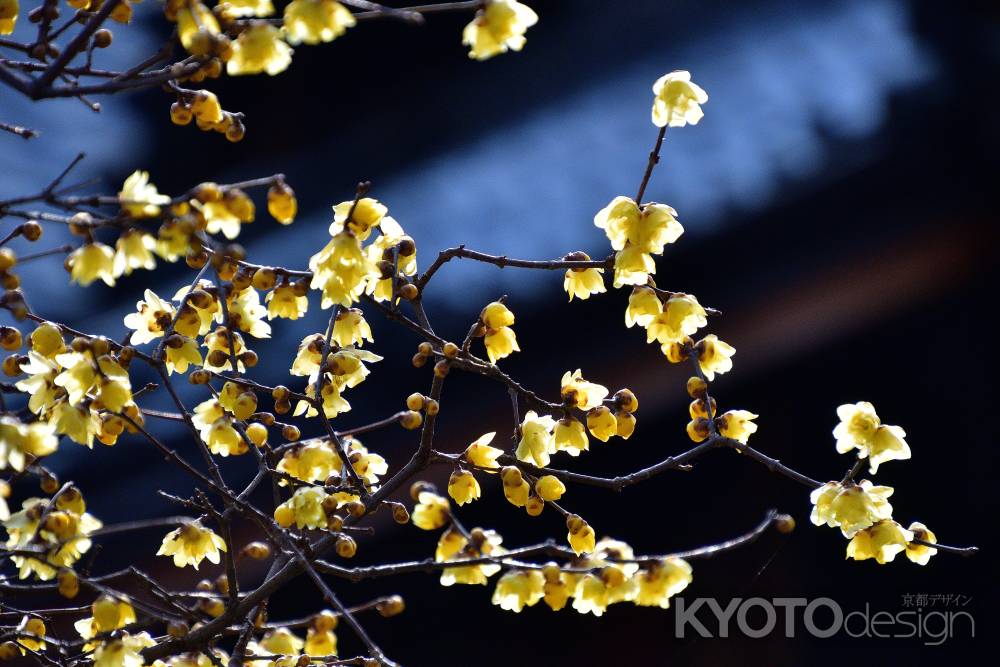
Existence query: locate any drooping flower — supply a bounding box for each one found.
[227,22,293,76]
[462,0,537,61]
[67,243,116,287]
[651,70,708,128]
[447,469,480,505]
[123,289,176,345]
[91,632,156,667]
[566,514,596,555]
[491,569,545,612]
[810,480,894,537]
[113,229,157,276]
[645,293,707,346]
[332,308,373,347]
[563,255,606,301]
[266,284,309,320]
[560,369,608,410]
[283,0,355,45]
[905,522,937,566]
[586,406,617,442]
[515,411,555,467]
[634,557,693,608]
[846,520,913,565]
[309,231,379,308]
[553,417,588,456]
[411,491,450,530]
[464,432,502,470]
[0,416,59,472]
[626,285,662,328]
[834,402,911,473]
[157,521,227,569]
[227,0,275,17]
[695,334,735,381]
[717,410,758,444]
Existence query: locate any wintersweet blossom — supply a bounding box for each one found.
[464,432,502,469]
[810,480,894,537]
[846,520,913,565]
[283,0,355,45]
[491,569,545,612]
[905,522,937,565]
[695,334,735,380]
[651,70,708,128]
[463,0,538,61]
[833,402,911,473]
[157,521,227,569]
[412,491,450,530]
[515,411,555,467]
[67,243,116,287]
[118,171,170,218]
[717,410,758,444]
[560,369,608,410]
[123,289,175,345]
[634,557,693,608]
[227,22,293,76]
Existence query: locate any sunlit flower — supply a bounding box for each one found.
[564,257,606,301]
[4,493,101,580]
[176,3,222,52]
[612,245,655,288]
[810,480,894,538]
[447,469,480,505]
[119,171,170,218]
[463,432,502,470]
[484,325,519,364]
[227,0,275,17]
[651,70,708,128]
[645,294,706,346]
[74,595,137,646]
[491,569,544,612]
[157,521,226,569]
[571,572,609,616]
[52,401,100,448]
[123,289,176,345]
[717,410,758,444]
[113,229,157,276]
[309,231,379,308]
[560,369,608,410]
[846,519,913,565]
[273,486,329,530]
[29,322,66,359]
[164,336,202,374]
[834,403,911,474]
[92,632,156,667]
[501,466,531,507]
[227,22,293,76]
[626,285,662,328]
[534,475,565,501]
[905,522,937,566]
[594,196,683,253]
[586,406,617,442]
[695,334,735,381]
[553,417,588,456]
[0,416,59,472]
[463,0,537,60]
[332,308,373,347]
[566,514,595,555]
[330,197,388,240]
[515,411,555,467]
[266,284,309,320]
[67,242,116,287]
[283,0,355,45]
[412,491,450,530]
[634,557,692,608]
[438,528,504,586]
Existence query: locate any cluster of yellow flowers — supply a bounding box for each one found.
[65,171,296,287]
[810,402,935,565]
[2,486,101,580]
[4,323,142,451]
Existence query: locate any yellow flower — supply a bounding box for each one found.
[594,196,684,253]
[248,628,303,666]
[267,181,297,223]
[157,521,227,569]
[501,467,531,507]
[227,0,275,17]
[515,411,555,467]
[645,294,706,346]
[412,490,450,530]
[634,557,692,608]
[810,480,894,537]
[15,616,45,652]
[564,258,606,301]
[227,22,293,76]
[113,229,157,276]
[616,410,636,439]
[304,627,337,657]
[717,410,758,444]
[0,0,18,35]
[846,519,913,565]
[123,289,175,345]
[67,242,116,287]
[274,486,329,529]
[164,336,202,374]
[834,402,911,473]
[29,322,66,359]
[560,369,608,410]
[92,632,156,667]
[277,440,339,484]
[437,527,504,586]
[266,284,309,320]
[447,469,480,505]
[52,401,100,448]
[612,245,655,288]
[3,493,101,580]
[224,286,271,339]
[462,0,538,61]
[571,573,609,616]
[203,328,248,372]
[625,285,662,328]
[283,0,355,45]
[463,432,502,470]
[480,301,515,329]
[566,514,595,555]
[118,171,170,218]
[332,308,373,347]
[194,200,244,240]
[75,595,137,647]
[553,417,588,456]
[542,565,571,610]
[483,325,519,364]
[330,197,388,240]
[905,522,937,566]
[309,231,378,308]
[695,334,735,381]
[651,70,708,128]
[534,475,565,501]
[586,406,617,442]
[0,416,59,472]
[491,569,545,612]
[293,379,351,419]
[176,3,221,52]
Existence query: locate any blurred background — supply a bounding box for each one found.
[2,0,997,664]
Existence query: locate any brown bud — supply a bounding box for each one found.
[377,595,406,618]
[686,376,708,400]
[335,535,357,558]
[400,410,423,430]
